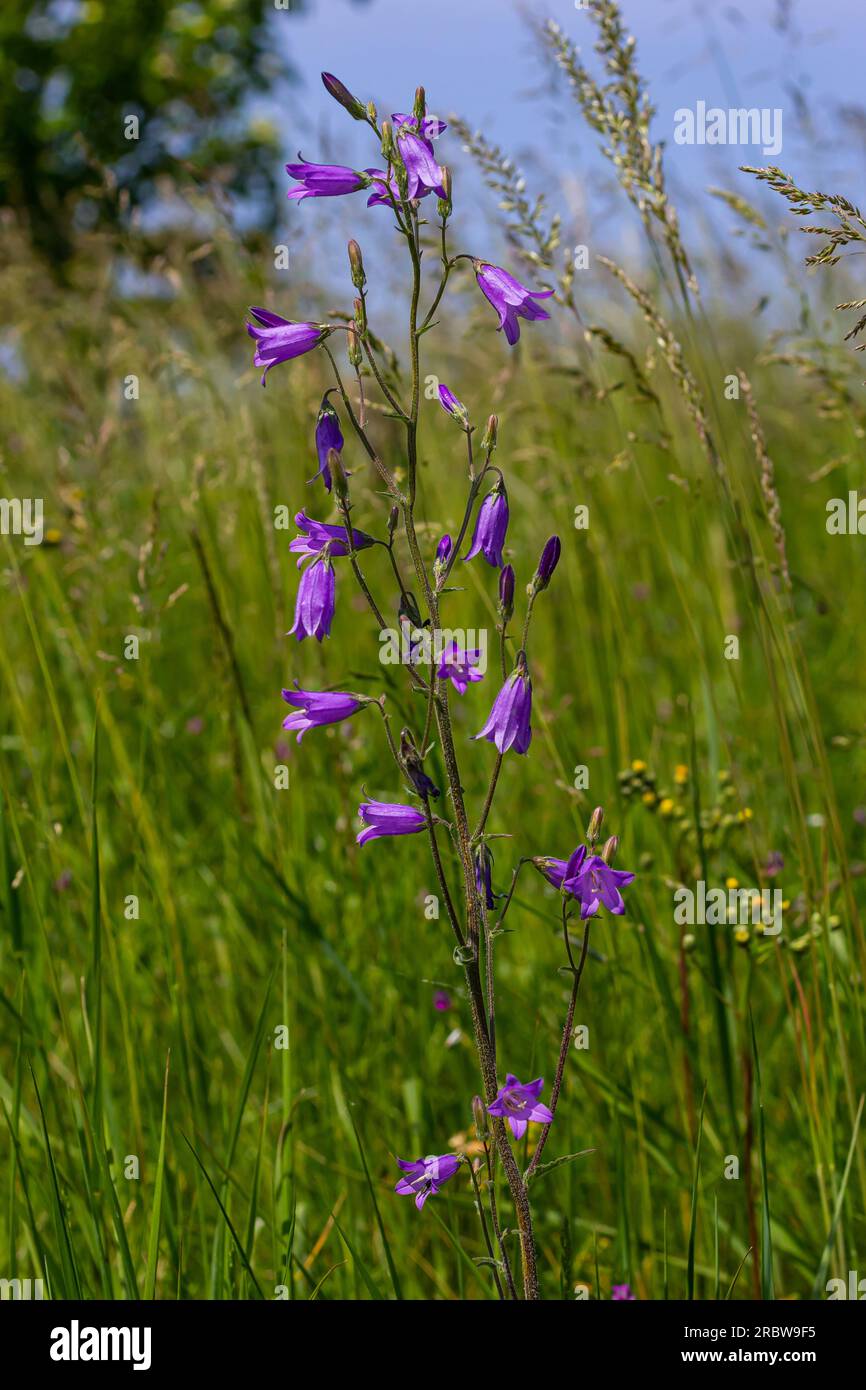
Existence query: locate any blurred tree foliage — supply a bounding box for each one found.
[0,0,305,264]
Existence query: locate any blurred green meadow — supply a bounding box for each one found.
[3,15,866,1300]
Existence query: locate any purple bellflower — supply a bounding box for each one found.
[286,157,370,201]
[487,1075,553,1141]
[311,396,344,492]
[357,799,427,846]
[246,309,327,386]
[289,554,335,642]
[436,641,484,696]
[535,844,635,917]
[280,684,364,742]
[464,479,509,568]
[396,133,446,200]
[474,262,554,347]
[394,1153,460,1210]
[290,511,374,567]
[612,1284,637,1301]
[570,854,636,919]
[475,655,532,755]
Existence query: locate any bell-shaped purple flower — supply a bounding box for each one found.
[474,262,554,347]
[311,396,344,492]
[436,641,484,696]
[289,555,335,642]
[357,799,427,846]
[464,479,508,568]
[396,129,446,200]
[474,656,531,755]
[280,684,364,742]
[286,157,369,201]
[486,1075,553,1141]
[290,511,374,567]
[246,309,327,386]
[394,1153,460,1210]
[570,853,636,920]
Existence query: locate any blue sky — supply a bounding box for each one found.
[262,0,866,312]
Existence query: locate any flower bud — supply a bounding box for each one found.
[400,728,439,800]
[348,239,366,290]
[434,534,452,581]
[587,806,604,846]
[330,448,350,503]
[321,72,367,121]
[347,324,362,369]
[498,563,515,623]
[414,86,427,121]
[472,1095,489,1141]
[437,167,453,219]
[437,383,468,427]
[388,505,400,539]
[481,413,498,455]
[354,296,367,333]
[380,120,394,160]
[534,535,561,591]
[601,835,619,866]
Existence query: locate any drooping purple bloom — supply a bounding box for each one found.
[310,396,344,492]
[280,684,363,742]
[474,262,555,347]
[486,1074,553,1141]
[570,853,636,919]
[394,1153,460,1210]
[535,535,562,589]
[289,555,335,642]
[436,641,484,696]
[475,658,532,755]
[357,799,427,846]
[290,511,374,567]
[246,309,327,385]
[435,534,452,565]
[612,1284,636,1301]
[464,480,508,568]
[286,157,369,201]
[438,383,468,425]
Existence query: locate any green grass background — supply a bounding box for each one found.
[1,182,865,1300]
